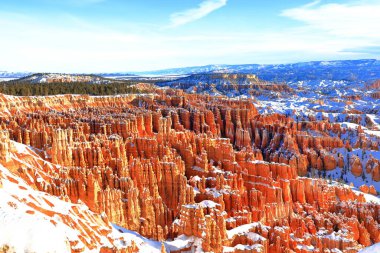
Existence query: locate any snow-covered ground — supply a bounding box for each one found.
[318,147,380,192]
[0,164,79,252]
[359,243,380,253]
[113,223,203,252]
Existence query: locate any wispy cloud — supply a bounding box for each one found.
[281,0,380,39]
[169,0,227,28]
[341,46,380,55]
[1,1,379,73]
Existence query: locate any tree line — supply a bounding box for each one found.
[0,81,146,96]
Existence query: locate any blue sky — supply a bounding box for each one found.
[0,0,379,72]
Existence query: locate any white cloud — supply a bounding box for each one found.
[0,1,379,73]
[169,0,227,28]
[281,0,380,39]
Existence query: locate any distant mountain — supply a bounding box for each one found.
[0,71,32,79]
[158,73,293,98]
[97,73,138,78]
[133,65,230,76]
[12,73,116,84]
[2,59,379,84]
[135,59,380,83]
[98,73,187,82]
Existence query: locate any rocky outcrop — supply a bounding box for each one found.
[351,155,363,177]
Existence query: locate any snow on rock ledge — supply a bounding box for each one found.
[0,164,138,252]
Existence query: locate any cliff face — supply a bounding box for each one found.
[0,90,379,252]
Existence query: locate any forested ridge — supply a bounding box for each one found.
[0,80,149,96]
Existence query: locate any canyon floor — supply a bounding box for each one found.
[0,77,379,253]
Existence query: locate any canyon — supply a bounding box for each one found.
[0,85,379,252]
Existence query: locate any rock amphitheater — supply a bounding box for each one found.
[0,89,379,252]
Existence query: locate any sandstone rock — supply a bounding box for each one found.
[0,91,378,252]
[350,155,363,177]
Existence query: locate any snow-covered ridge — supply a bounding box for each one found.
[0,71,32,79]
[158,73,293,98]
[132,59,380,82]
[4,59,379,80]
[12,73,116,84]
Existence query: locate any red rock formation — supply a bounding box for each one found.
[0,90,379,253]
[350,155,363,177]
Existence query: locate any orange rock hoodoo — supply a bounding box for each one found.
[0,90,379,252]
